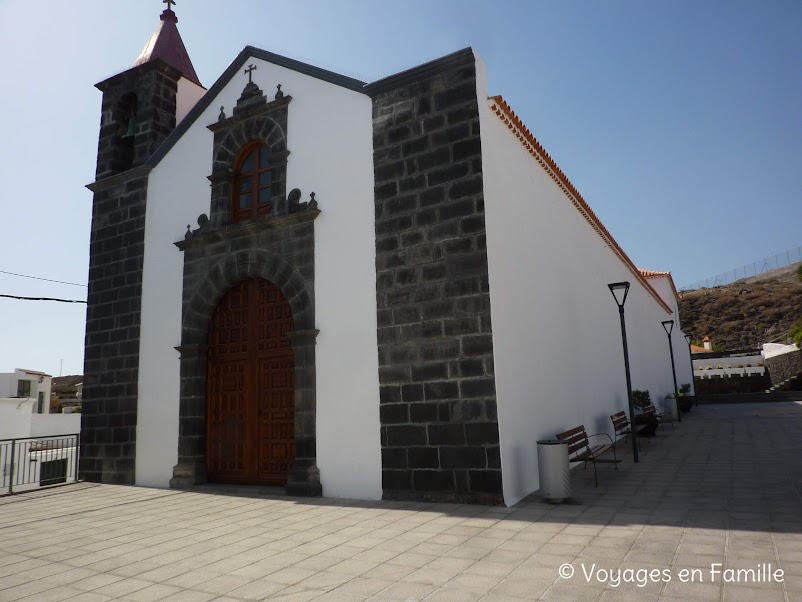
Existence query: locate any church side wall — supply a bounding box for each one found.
[648,277,694,393]
[138,59,382,498]
[476,59,690,506]
[648,277,679,323]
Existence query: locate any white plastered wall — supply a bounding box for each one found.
[176,76,206,125]
[475,55,691,506]
[0,398,35,440]
[137,54,382,499]
[646,276,694,394]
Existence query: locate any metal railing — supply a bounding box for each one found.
[680,245,802,291]
[0,434,80,495]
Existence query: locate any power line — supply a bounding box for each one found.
[0,270,86,287]
[0,294,86,304]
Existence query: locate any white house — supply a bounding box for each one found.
[0,369,80,494]
[80,5,692,506]
[0,368,52,415]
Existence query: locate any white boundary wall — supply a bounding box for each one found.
[138,54,382,499]
[30,414,82,438]
[475,54,691,506]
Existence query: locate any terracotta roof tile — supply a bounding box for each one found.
[488,96,672,315]
[638,269,671,278]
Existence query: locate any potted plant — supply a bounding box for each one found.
[678,383,694,412]
[631,390,658,436]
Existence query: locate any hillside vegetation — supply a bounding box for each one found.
[679,262,802,351]
[52,375,82,399]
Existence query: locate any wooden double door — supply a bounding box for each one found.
[206,278,295,485]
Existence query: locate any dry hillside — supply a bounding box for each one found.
[679,263,802,351]
[51,375,82,399]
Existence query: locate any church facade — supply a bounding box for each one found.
[81,6,692,506]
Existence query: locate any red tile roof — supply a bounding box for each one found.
[488,96,672,315]
[638,269,670,277]
[133,8,201,86]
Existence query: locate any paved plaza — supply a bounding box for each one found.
[1,402,801,601]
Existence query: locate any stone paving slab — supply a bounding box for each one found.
[0,402,801,601]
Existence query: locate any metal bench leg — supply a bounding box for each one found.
[592,459,598,487]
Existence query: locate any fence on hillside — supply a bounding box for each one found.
[680,245,802,291]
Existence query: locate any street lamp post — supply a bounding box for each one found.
[661,320,681,422]
[608,281,638,462]
[684,333,696,407]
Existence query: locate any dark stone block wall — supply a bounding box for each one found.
[81,173,149,484]
[765,349,802,387]
[81,60,182,484]
[95,62,180,180]
[371,52,502,504]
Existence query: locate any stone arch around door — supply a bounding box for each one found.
[171,249,321,496]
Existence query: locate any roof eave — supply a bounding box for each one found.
[489,96,674,316]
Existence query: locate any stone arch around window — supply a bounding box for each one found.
[209,113,289,228]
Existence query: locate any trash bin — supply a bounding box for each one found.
[537,440,570,502]
[663,395,679,422]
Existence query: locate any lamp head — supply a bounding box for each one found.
[608,281,630,307]
[661,320,674,335]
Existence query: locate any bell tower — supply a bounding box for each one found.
[81,2,201,485]
[94,1,201,179]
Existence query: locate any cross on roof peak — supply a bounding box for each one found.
[163,0,176,11]
[244,64,257,84]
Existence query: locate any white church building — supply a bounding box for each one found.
[80,5,692,506]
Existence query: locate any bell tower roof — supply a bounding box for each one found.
[133,2,201,87]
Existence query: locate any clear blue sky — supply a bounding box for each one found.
[0,0,799,377]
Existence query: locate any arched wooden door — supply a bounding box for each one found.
[206,279,295,485]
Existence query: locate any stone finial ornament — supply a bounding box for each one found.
[185,224,192,239]
[308,192,318,210]
[197,213,209,230]
[218,106,226,121]
[287,188,302,203]
[236,65,265,112]
[275,84,284,100]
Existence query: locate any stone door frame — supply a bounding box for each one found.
[171,249,321,496]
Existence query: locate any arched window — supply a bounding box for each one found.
[113,93,137,173]
[233,143,285,223]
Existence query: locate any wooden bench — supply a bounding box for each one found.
[642,403,670,427]
[610,411,646,446]
[556,425,617,487]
